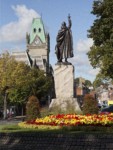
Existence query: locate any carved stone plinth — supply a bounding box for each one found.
[49,64,81,112]
[54,64,74,98]
[49,97,81,112]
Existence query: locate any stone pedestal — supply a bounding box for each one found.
[49,64,81,112]
[54,65,74,98]
[49,97,81,112]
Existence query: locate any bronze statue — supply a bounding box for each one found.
[55,14,73,64]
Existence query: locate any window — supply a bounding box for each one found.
[38,28,41,32]
[33,28,36,33]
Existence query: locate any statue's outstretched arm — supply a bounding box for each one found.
[68,14,72,29]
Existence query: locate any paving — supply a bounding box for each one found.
[0,120,21,125]
[0,132,113,150]
[0,116,25,125]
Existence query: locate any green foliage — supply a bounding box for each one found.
[0,124,113,133]
[75,78,92,88]
[84,80,92,88]
[0,52,52,106]
[87,0,113,79]
[93,72,112,89]
[74,78,79,86]
[93,75,103,88]
[0,92,4,106]
[27,68,52,99]
[26,95,40,121]
[9,68,52,105]
[1,125,21,131]
[82,94,99,115]
[9,87,30,105]
[0,52,18,90]
[8,62,31,105]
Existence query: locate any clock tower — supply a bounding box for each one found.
[26,17,50,73]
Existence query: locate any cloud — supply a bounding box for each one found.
[74,67,99,82]
[69,38,98,81]
[69,47,99,82]
[88,68,100,76]
[70,54,89,66]
[76,38,93,52]
[0,5,40,43]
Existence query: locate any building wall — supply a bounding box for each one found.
[30,18,46,44]
[12,17,50,74]
[76,87,83,96]
[27,17,50,73]
[12,51,29,65]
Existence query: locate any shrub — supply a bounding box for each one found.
[26,95,40,120]
[82,94,99,114]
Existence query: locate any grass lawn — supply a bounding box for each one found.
[0,123,113,134]
[0,124,41,133]
[0,124,22,132]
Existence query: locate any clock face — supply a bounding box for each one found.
[34,39,40,45]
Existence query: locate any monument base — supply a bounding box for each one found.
[53,65,74,98]
[49,98,82,113]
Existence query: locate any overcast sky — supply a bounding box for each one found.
[0,0,99,82]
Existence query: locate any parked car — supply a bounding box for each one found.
[101,105,113,114]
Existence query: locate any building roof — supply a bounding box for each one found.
[30,17,46,44]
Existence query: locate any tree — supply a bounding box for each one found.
[7,66,52,107]
[87,0,113,79]
[0,52,18,90]
[8,67,52,115]
[8,61,32,105]
[82,94,99,114]
[26,95,40,120]
[84,80,92,87]
[0,52,20,118]
[93,77,103,89]
[0,52,31,101]
[74,78,79,86]
[75,78,92,87]
[0,92,3,106]
[93,72,112,90]
[26,68,52,100]
[0,52,52,117]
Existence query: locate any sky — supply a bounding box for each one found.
[0,0,99,82]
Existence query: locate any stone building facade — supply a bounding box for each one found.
[12,17,50,74]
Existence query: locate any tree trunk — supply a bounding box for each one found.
[3,93,7,119]
[21,105,23,116]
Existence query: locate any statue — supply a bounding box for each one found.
[55,14,74,64]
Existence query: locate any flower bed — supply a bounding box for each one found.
[18,113,113,129]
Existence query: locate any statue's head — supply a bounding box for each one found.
[61,22,66,29]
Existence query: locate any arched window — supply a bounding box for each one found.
[33,28,36,33]
[38,28,41,32]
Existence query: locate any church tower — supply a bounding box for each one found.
[26,17,50,73]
